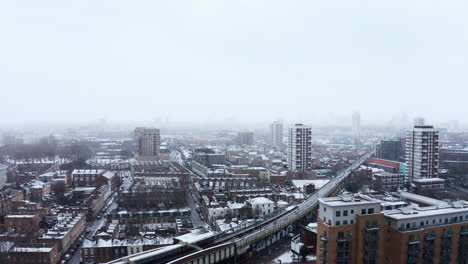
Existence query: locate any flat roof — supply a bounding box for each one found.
[397,191,449,207]
[319,194,380,207]
[384,205,468,220]
[292,180,330,190]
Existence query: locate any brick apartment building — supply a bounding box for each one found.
[9,243,59,264]
[316,194,468,264]
[39,213,86,258]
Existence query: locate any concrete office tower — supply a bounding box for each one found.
[134,127,161,161]
[288,124,312,171]
[352,112,361,134]
[406,125,439,182]
[376,140,401,161]
[270,121,283,146]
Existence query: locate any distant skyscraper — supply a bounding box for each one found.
[270,121,283,146]
[288,124,312,171]
[236,132,254,145]
[406,124,439,182]
[2,132,17,145]
[376,140,401,161]
[352,112,361,134]
[134,127,161,161]
[414,117,425,126]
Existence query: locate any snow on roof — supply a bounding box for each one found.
[174,228,215,244]
[72,169,105,175]
[5,214,36,218]
[384,205,468,220]
[227,202,244,210]
[397,191,449,207]
[292,180,330,190]
[82,237,174,248]
[248,197,274,205]
[216,220,239,232]
[103,171,116,179]
[11,247,53,252]
[412,178,445,183]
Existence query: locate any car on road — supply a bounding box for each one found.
[64,254,71,260]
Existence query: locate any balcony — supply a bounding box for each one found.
[337,237,352,242]
[366,226,380,231]
[320,235,328,241]
[408,240,421,245]
[425,235,436,241]
[442,233,453,239]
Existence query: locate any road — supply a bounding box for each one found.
[186,186,206,227]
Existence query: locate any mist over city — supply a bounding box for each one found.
[1,1,468,264]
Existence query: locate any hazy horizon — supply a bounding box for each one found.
[1,0,467,126]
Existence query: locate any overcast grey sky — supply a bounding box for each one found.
[1,0,467,125]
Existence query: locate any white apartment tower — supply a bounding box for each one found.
[288,124,312,171]
[405,125,439,181]
[270,121,283,146]
[352,112,361,134]
[134,127,161,161]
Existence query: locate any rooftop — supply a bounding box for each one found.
[72,169,105,175]
[319,194,380,207]
[384,202,468,220]
[248,197,274,205]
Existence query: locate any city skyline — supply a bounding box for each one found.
[1,1,468,125]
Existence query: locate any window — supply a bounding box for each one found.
[343,210,348,216]
[324,207,326,212]
[336,221,341,225]
[361,209,366,214]
[368,208,374,214]
[350,220,354,224]
[336,211,341,217]
[351,210,354,214]
[343,220,348,225]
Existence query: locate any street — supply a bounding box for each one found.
[67,172,127,264]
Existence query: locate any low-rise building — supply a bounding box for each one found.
[81,237,173,263]
[9,243,59,264]
[246,197,275,218]
[4,213,40,234]
[0,188,25,215]
[373,171,405,191]
[72,169,106,188]
[39,213,86,257]
[412,177,445,194]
